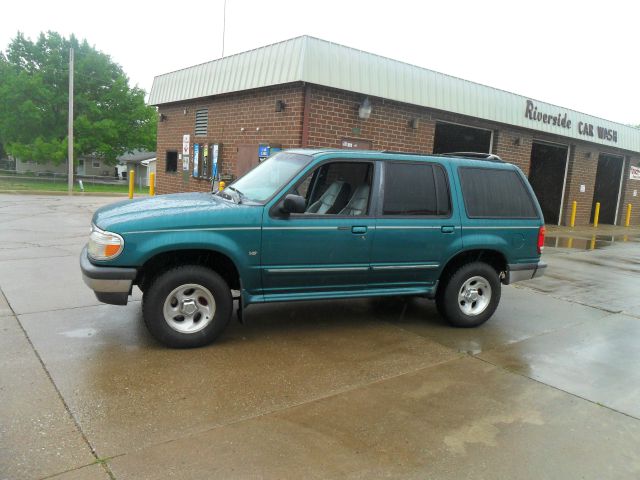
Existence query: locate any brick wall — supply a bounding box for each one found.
[155,82,638,226]
[156,85,305,194]
[619,155,640,225]
[560,143,600,226]
[306,86,434,153]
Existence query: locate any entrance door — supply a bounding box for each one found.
[433,122,493,154]
[528,141,569,225]
[591,154,624,225]
[236,145,259,177]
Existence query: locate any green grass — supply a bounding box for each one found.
[0,178,149,194]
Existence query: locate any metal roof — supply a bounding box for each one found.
[117,150,157,164]
[149,36,640,153]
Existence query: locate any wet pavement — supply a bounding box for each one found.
[1,193,640,479]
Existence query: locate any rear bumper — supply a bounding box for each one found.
[504,261,546,284]
[80,246,137,305]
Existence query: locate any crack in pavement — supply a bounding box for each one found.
[0,285,118,480]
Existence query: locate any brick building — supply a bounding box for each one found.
[149,36,640,226]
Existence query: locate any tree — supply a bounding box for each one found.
[0,31,156,165]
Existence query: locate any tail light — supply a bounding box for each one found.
[537,226,545,254]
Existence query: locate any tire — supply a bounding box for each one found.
[142,265,233,348]
[436,262,501,328]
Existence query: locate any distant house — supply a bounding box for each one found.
[11,151,155,182]
[76,156,112,177]
[15,158,67,175]
[117,151,157,187]
[15,156,109,176]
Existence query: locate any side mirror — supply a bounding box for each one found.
[281,194,306,214]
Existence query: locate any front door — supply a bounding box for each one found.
[261,160,376,299]
[370,161,459,290]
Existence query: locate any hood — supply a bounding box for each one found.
[93,192,258,233]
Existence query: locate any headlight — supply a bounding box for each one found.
[88,225,124,260]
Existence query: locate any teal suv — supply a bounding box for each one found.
[80,149,546,348]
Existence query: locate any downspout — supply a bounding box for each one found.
[301,84,311,147]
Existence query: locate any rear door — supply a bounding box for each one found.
[369,160,460,291]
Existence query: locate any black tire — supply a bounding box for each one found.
[436,262,501,328]
[142,265,232,348]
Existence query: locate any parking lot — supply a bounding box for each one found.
[1,193,640,479]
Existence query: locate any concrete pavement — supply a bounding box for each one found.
[1,193,639,479]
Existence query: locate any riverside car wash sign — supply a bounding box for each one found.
[524,100,618,144]
[630,165,640,181]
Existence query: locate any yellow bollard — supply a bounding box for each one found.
[149,172,155,196]
[218,181,226,192]
[567,237,574,249]
[590,235,596,250]
[128,170,135,199]
[570,201,577,228]
[625,203,632,227]
[593,202,600,228]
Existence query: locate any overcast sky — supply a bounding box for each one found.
[1,0,638,125]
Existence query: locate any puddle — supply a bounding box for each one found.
[544,234,640,250]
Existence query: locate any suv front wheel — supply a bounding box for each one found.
[142,265,233,348]
[437,262,501,328]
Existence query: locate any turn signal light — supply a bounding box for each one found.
[537,226,546,254]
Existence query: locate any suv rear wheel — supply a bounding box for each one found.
[142,265,232,348]
[436,262,501,328]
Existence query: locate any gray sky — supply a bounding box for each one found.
[2,0,638,125]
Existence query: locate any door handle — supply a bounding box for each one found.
[351,226,368,234]
[441,225,455,234]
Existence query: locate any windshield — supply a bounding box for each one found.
[219,152,311,203]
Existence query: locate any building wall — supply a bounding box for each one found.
[155,82,639,226]
[560,143,600,226]
[79,158,112,177]
[305,87,435,153]
[156,84,305,194]
[619,155,640,225]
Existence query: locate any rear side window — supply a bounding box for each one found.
[383,162,451,216]
[459,167,538,218]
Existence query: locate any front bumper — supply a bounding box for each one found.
[504,261,547,285]
[80,246,137,305]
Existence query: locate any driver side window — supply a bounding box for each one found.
[293,161,372,216]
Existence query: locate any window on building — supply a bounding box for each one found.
[92,160,101,168]
[195,109,208,136]
[433,122,492,154]
[383,162,450,216]
[166,151,178,172]
[458,167,538,218]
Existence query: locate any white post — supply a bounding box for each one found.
[67,47,74,194]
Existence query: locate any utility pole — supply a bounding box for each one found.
[221,0,227,57]
[67,47,74,194]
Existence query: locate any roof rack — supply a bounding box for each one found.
[439,152,503,162]
[379,150,503,163]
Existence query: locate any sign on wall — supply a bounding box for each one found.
[524,100,619,144]
[193,143,200,177]
[630,165,640,181]
[182,134,190,155]
[212,144,219,179]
